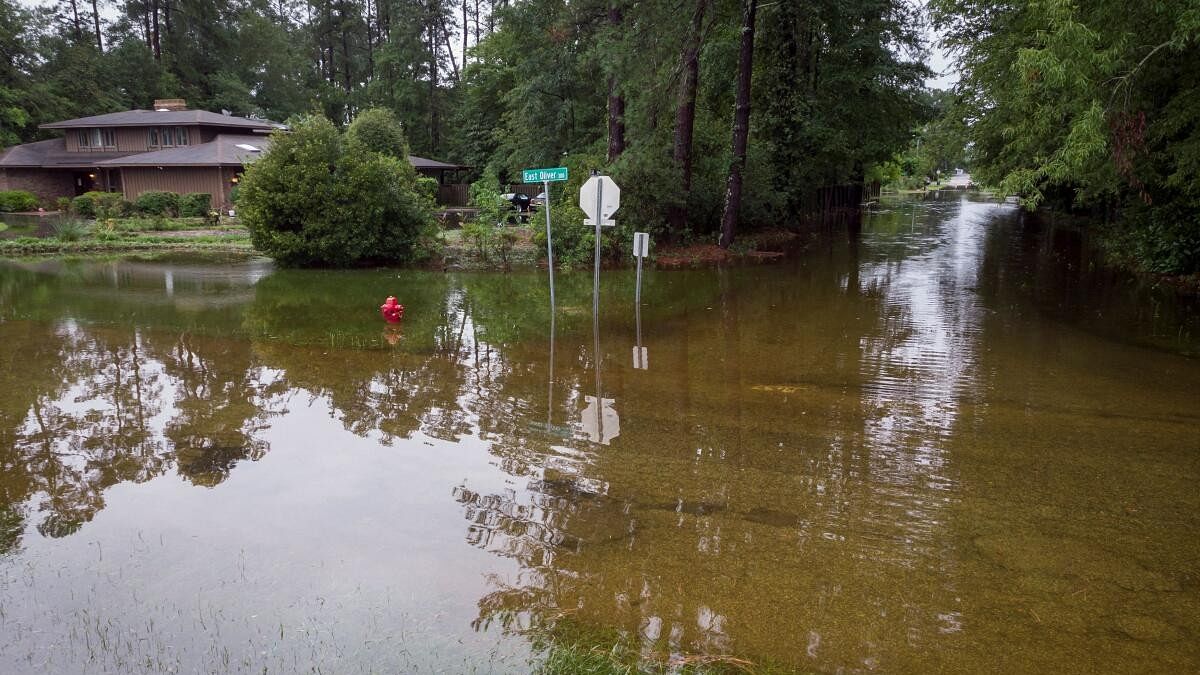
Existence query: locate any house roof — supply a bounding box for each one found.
[97,134,272,167]
[0,138,140,168]
[408,155,470,171]
[40,109,281,131]
[2,133,471,172]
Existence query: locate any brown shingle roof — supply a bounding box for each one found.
[0,138,140,168]
[97,134,271,167]
[40,109,281,130]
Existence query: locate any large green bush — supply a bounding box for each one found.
[0,190,38,212]
[134,191,180,216]
[238,114,436,267]
[179,193,212,217]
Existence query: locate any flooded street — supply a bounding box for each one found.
[1,194,1198,673]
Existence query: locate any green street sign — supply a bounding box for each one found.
[522,166,569,183]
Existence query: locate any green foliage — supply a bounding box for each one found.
[0,190,37,212]
[51,217,86,242]
[469,175,509,227]
[70,195,95,218]
[345,108,411,159]
[416,177,439,205]
[134,191,181,217]
[932,0,1200,272]
[239,114,436,267]
[179,193,213,218]
[71,191,129,219]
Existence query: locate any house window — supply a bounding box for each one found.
[148,127,158,147]
[148,126,189,148]
[77,128,115,149]
[176,127,189,146]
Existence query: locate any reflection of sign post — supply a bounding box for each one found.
[632,346,648,370]
[579,395,620,445]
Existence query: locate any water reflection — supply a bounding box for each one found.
[1,195,1199,673]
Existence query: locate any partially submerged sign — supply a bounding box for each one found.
[579,175,619,226]
[523,166,569,183]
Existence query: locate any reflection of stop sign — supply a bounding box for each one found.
[579,175,620,226]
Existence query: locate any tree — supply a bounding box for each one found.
[718,0,756,249]
[238,114,435,266]
[931,0,1200,273]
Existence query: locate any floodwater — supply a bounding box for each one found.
[1,194,1198,673]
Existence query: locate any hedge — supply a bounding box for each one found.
[0,190,39,212]
[179,192,212,217]
[134,191,181,216]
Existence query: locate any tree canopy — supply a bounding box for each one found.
[932,0,1200,273]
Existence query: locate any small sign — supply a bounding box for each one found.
[523,167,569,183]
[632,232,650,258]
[632,346,649,370]
[580,175,620,226]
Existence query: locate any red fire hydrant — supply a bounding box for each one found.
[380,296,405,323]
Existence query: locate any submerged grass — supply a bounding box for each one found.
[0,233,252,256]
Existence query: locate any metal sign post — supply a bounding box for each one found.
[632,231,650,369]
[543,179,555,306]
[579,173,620,318]
[521,166,569,308]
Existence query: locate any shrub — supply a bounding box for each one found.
[0,190,38,212]
[55,197,71,212]
[71,195,96,218]
[93,191,127,219]
[179,193,212,217]
[135,191,180,216]
[416,176,439,205]
[52,217,87,242]
[238,114,436,267]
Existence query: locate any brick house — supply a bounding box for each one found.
[0,99,471,209]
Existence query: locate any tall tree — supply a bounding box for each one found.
[667,0,707,233]
[719,0,756,249]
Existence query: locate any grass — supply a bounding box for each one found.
[0,232,252,255]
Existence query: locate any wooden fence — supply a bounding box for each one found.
[437,184,470,207]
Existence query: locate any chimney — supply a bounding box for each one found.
[153,98,188,111]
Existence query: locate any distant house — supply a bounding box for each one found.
[0,99,471,209]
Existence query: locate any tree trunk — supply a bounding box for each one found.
[719,0,757,249]
[667,0,707,234]
[90,0,102,50]
[606,2,625,162]
[429,23,440,151]
[462,0,468,64]
[150,0,161,61]
[67,0,82,41]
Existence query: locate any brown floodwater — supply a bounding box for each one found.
[1,194,1198,673]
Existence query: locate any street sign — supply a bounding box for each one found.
[523,166,569,183]
[579,175,619,226]
[632,232,650,258]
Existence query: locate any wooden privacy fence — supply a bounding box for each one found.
[437,184,470,207]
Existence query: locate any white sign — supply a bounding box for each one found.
[579,175,620,226]
[632,346,648,370]
[632,232,650,258]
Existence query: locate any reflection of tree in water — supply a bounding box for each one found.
[153,333,289,487]
[0,320,290,546]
